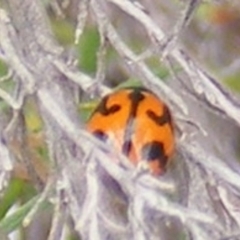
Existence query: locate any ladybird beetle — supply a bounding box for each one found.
[86,87,175,175]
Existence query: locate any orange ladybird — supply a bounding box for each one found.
[86,87,175,175]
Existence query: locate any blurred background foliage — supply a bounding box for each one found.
[1,0,240,239]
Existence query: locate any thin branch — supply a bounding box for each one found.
[75,0,89,45]
[0,69,13,82]
[178,142,240,190]
[0,9,35,93]
[23,175,55,227]
[161,0,202,57]
[91,0,188,115]
[49,0,65,18]
[0,134,13,192]
[0,88,22,109]
[48,180,67,240]
[52,57,109,94]
[176,51,240,127]
[95,19,108,89]
[106,0,240,127]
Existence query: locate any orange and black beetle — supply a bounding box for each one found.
[86,87,175,175]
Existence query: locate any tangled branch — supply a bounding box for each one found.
[0,0,240,239]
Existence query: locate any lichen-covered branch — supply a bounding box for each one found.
[1,0,240,239]
[107,0,240,127]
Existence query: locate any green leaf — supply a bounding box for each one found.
[76,28,100,73]
[0,60,8,76]
[79,101,97,123]
[0,179,25,220]
[50,19,75,45]
[224,75,240,93]
[0,194,50,234]
[0,178,36,220]
[114,78,143,90]
[0,196,38,233]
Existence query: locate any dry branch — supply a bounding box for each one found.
[107,0,240,127]
[0,0,240,240]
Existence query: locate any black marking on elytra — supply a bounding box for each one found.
[128,89,145,117]
[147,104,172,127]
[94,96,121,116]
[92,130,108,142]
[122,89,146,155]
[122,140,133,156]
[141,141,168,167]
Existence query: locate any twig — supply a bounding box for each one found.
[0,88,22,110]
[0,69,13,82]
[49,0,65,18]
[52,57,110,95]
[91,0,188,115]
[0,9,35,94]
[176,51,240,127]
[106,0,240,127]
[0,135,13,192]
[75,0,89,45]
[178,142,240,190]
[161,0,201,58]
[95,19,108,89]
[48,180,67,240]
[23,175,55,227]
